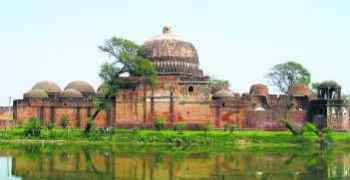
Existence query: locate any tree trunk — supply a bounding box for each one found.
[92,109,101,120]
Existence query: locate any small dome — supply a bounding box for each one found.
[24,89,48,99]
[62,89,83,98]
[288,84,310,97]
[250,84,269,97]
[32,81,62,94]
[65,81,95,94]
[212,89,233,98]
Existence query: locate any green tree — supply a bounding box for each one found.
[311,82,321,93]
[60,115,69,128]
[153,116,165,131]
[92,37,158,122]
[312,80,341,97]
[267,61,311,136]
[209,77,230,93]
[266,61,311,93]
[285,121,333,150]
[24,117,42,137]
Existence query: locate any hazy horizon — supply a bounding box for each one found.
[1,0,350,105]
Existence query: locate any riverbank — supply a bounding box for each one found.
[1,134,348,180]
[0,128,350,148]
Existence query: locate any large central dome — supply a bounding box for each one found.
[143,26,203,77]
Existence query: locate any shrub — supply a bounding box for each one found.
[24,117,42,137]
[108,127,117,135]
[202,122,213,132]
[86,129,102,140]
[60,115,69,128]
[224,123,239,132]
[47,122,55,130]
[84,117,94,135]
[173,123,186,131]
[191,122,213,131]
[154,116,166,131]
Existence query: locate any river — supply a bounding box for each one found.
[0,144,349,180]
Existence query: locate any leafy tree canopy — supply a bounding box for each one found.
[92,37,158,119]
[209,78,230,87]
[311,80,340,93]
[266,61,311,93]
[317,80,340,88]
[209,77,230,93]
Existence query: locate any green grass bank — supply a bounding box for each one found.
[0,128,350,147]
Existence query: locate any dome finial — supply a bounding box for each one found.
[162,25,172,34]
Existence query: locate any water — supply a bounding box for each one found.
[0,144,349,180]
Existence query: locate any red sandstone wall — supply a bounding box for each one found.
[115,89,145,127]
[212,108,247,128]
[14,104,110,128]
[79,108,88,128]
[0,107,11,120]
[16,106,38,124]
[43,107,51,125]
[245,111,283,130]
[174,103,211,124]
[244,111,307,130]
[115,81,212,128]
[116,101,144,125]
[54,108,77,127]
[152,101,171,122]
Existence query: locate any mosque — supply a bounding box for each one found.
[12,26,350,130]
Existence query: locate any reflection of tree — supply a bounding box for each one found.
[82,148,100,174]
[304,151,329,179]
[59,151,69,162]
[22,144,42,161]
[282,149,337,179]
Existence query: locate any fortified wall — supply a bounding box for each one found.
[0,106,11,115]
[0,106,13,127]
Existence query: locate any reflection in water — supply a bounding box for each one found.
[0,157,21,180]
[0,145,350,180]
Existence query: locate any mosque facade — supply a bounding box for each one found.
[13,26,350,130]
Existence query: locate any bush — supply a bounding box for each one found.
[154,116,166,131]
[47,122,55,130]
[191,122,213,131]
[86,129,102,140]
[173,123,186,131]
[84,117,94,135]
[24,117,42,137]
[224,123,238,132]
[60,115,69,128]
[202,123,213,132]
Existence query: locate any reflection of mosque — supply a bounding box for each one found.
[0,157,21,180]
[7,150,350,180]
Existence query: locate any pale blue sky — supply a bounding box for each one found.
[1,0,350,105]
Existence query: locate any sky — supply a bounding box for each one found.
[1,0,350,105]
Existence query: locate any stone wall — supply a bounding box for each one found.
[211,95,309,130]
[115,76,212,128]
[12,74,321,130]
[0,106,12,120]
[0,106,13,128]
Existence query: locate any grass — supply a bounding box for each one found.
[0,127,350,148]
